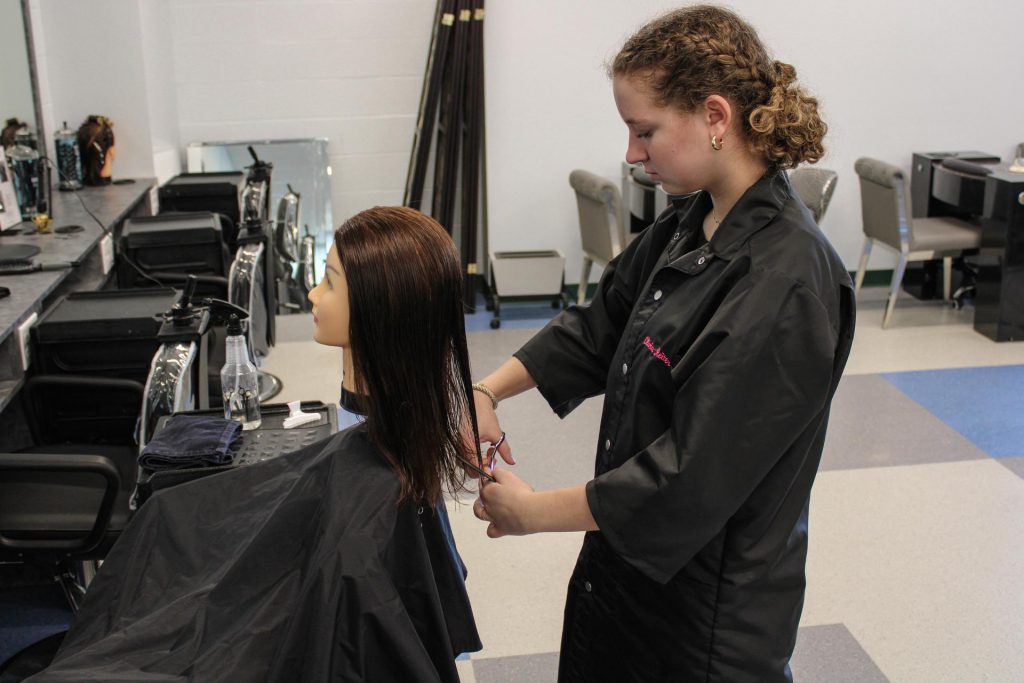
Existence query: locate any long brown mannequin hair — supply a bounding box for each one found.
[335,206,479,506]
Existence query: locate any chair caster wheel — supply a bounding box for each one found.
[490,319,501,329]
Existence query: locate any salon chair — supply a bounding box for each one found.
[1,379,136,636]
[0,447,124,678]
[159,171,246,252]
[115,210,277,404]
[296,233,317,309]
[13,374,141,555]
[273,185,312,313]
[23,286,202,454]
[853,157,982,328]
[789,167,838,223]
[117,212,232,298]
[570,169,625,305]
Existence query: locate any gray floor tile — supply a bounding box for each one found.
[470,623,888,683]
[473,651,559,683]
[822,375,988,471]
[791,624,889,683]
[996,456,1024,481]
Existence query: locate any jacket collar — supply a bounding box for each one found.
[670,166,791,264]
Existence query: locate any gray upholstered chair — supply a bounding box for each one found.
[788,167,838,223]
[853,157,981,329]
[569,169,625,305]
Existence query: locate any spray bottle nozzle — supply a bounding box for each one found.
[226,313,244,337]
[201,297,249,326]
[205,298,249,340]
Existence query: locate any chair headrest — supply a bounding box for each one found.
[569,169,620,205]
[854,158,903,189]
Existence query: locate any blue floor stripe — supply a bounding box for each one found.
[882,365,1024,458]
[0,584,71,665]
[464,298,562,332]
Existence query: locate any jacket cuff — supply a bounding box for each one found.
[513,347,583,419]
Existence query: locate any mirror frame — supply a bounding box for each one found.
[16,0,46,152]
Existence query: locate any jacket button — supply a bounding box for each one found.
[672,232,680,240]
[605,439,611,450]
[584,581,592,593]
[697,256,706,265]
[653,289,662,301]
[621,363,628,375]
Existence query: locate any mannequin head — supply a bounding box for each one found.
[1,118,25,149]
[77,115,116,185]
[308,206,478,504]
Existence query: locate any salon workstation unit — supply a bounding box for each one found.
[911,151,1024,341]
[0,180,155,441]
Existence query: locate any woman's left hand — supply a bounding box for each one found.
[473,468,535,538]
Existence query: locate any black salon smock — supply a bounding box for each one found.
[32,426,480,682]
[515,168,855,682]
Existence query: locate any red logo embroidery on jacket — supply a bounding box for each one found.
[643,336,672,368]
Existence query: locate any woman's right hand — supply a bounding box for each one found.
[473,389,515,469]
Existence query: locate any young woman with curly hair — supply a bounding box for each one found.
[472,6,855,681]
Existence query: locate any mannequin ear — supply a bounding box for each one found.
[703,94,732,138]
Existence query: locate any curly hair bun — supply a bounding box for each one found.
[748,60,826,168]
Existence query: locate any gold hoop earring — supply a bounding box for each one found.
[711,135,723,151]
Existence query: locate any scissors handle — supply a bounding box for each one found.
[487,431,507,472]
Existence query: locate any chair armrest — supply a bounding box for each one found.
[0,452,120,554]
[24,374,146,400]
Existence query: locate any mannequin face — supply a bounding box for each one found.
[307,243,351,348]
[612,75,730,195]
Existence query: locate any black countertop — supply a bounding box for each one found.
[0,179,155,412]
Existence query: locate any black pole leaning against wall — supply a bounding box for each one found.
[429,0,458,223]
[460,0,484,310]
[474,1,492,311]
[404,0,490,311]
[404,0,456,210]
[433,0,472,232]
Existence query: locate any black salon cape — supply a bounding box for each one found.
[31,426,480,682]
[516,168,855,682]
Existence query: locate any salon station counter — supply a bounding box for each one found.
[0,180,155,415]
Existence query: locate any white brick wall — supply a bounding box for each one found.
[170,0,435,233]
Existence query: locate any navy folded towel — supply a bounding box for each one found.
[139,416,242,471]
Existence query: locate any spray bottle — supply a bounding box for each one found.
[221,313,261,430]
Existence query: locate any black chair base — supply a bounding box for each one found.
[0,630,66,681]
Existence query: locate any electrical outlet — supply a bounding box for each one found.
[16,312,37,371]
[100,234,114,274]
